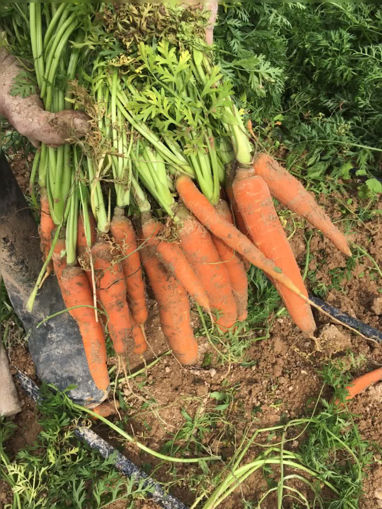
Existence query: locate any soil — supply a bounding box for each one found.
[1,155,382,508]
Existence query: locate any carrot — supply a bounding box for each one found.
[141,214,210,312]
[232,170,316,333]
[141,245,198,365]
[110,208,148,325]
[132,322,148,355]
[141,213,163,245]
[39,189,55,272]
[225,169,249,237]
[156,240,211,312]
[77,210,97,284]
[253,153,351,256]
[92,401,120,419]
[212,199,248,322]
[175,176,305,299]
[224,179,251,272]
[91,239,133,356]
[176,206,237,331]
[59,265,109,391]
[344,367,382,401]
[52,236,67,280]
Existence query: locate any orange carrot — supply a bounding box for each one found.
[92,401,120,419]
[59,265,109,391]
[212,199,248,322]
[344,367,382,400]
[253,153,351,256]
[39,189,55,272]
[225,170,249,237]
[232,170,316,333]
[132,322,148,355]
[52,236,67,280]
[175,176,304,299]
[91,239,133,356]
[156,240,211,312]
[141,245,198,365]
[141,214,210,312]
[176,206,237,331]
[110,209,148,325]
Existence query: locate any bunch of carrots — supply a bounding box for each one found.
[24,1,352,391]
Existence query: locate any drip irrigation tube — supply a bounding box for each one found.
[15,370,188,509]
[310,294,382,343]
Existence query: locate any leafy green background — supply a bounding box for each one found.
[215,0,382,193]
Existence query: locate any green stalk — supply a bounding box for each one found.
[223,105,253,166]
[44,16,78,110]
[118,119,133,207]
[37,144,48,188]
[110,70,128,208]
[29,149,40,210]
[29,1,44,90]
[131,175,151,214]
[197,147,216,204]
[132,143,175,217]
[207,133,223,201]
[217,137,235,166]
[72,402,220,464]
[42,9,76,97]
[208,136,225,185]
[202,456,338,509]
[65,176,79,266]
[87,157,109,233]
[43,2,67,51]
[26,227,62,312]
[79,183,92,247]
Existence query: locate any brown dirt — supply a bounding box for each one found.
[2,161,382,508]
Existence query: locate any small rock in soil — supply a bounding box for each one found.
[318,324,352,356]
[371,296,382,315]
[273,337,288,355]
[367,382,382,403]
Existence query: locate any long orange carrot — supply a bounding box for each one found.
[175,176,304,299]
[156,240,211,312]
[39,189,55,272]
[141,245,198,365]
[225,169,249,237]
[91,239,133,356]
[253,153,351,256]
[59,265,109,391]
[176,206,237,331]
[344,367,382,400]
[212,199,248,322]
[232,170,316,334]
[110,208,148,325]
[141,214,210,312]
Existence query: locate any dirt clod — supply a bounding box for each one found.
[318,324,352,356]
[372,296,382,315]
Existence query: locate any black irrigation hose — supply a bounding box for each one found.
[310,294,382,343]
[15,371,188,509]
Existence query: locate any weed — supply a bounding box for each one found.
[216,0,382,193]
[196,266,281,365]
[0,403,153,508]
[193,364,372,508]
